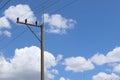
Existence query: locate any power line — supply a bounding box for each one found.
[0,26,19,42]
[25,0,79,20]
[0,0,78,46]
[0,0,56,46]
[17,0,51,18]
[0,0,79,49]
[51,0,79,14]
[36,0,59,13]
[19,0,59,20]
[0,0,3,3]
[0,0,52,48]
[0,0,44,48]
[0,28,27,49]
[0,0,11,10]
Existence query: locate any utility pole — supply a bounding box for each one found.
[16,17,44,80]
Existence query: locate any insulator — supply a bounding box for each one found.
[35,21,38,26]
[17,17,19,23]
[25,19,27,23]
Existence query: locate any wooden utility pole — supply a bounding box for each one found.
[41,21,44,80]
[16,17,44,80]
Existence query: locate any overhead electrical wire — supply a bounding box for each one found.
[16,0,59,20]
[51,0,79,14]
[25,0,79,20]
[0,0,40,49]
[0,26,19,42]
[14,0,79,43]
[0,0,79,50]
[33,0,58,19]
[0,0,40,45]
[0,0,3,3]
[20,0,79,44]
[19,0,60,42]
[9,0,59,43]
[35,0,59,14]
[0,0,11,10]
[0,29,27,49]
[0,0,13,42]
[17,0,51,18]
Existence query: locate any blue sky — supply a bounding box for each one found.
[0,0,120,80]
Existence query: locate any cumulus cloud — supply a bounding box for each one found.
[4,4,36,23]
[44,13,76,34]
[0,17,10,29]
[113,64,120,73]
[0,30,11,37]
[91,54,107,65]
[2,30,11,37]
[93,72,120,80]
[56,54,63,62]
[59,77,70,80]
[0,4,36,37]
[0,4,76,37]
[0,17,11,37]
[60,77,66,80]
[51,69,59,75]
[91,47,120,65]
[63,56,94,72]
[0,46,61,80]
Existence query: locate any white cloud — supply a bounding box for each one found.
[0,30,11,37]
[51,69,59,74]
[107,47,120,62]
[0,56,12,78]
[91,53,107,65]
[0,46,60,80]
[4,4,36,23]
[56,54,63,62]
[93,72,120,80]
[113,64,120,73]
[59,77,70,80]
[91,47,120,65]
[59,77,66,80]
[3,30,11,37]
[44,13,76,34]
[63,56,94,72]
[0,4,75,37]
[0,17,10,29]
[0,4,36,37]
